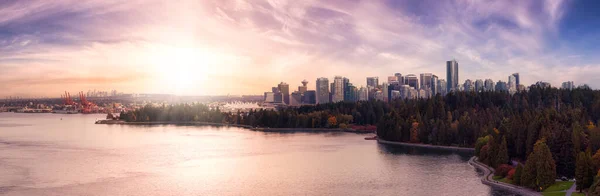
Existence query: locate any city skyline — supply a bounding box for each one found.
[2,0,600,97]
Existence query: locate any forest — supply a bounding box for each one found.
[122,85,600,193]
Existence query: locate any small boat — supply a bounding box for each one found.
[364,135,377,140]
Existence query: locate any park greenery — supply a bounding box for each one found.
[122,84,600,193]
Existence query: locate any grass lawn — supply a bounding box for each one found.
[544,181,574,192]
[498,177,513,184]
[492,175,503,180]
[542,192,566,196]
[571,193,585,196]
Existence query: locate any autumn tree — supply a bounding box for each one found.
[576,151,593,192]
[521,140,556,191]
[497,136,509,166]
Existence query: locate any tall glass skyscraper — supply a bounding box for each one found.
[316,77,329,104]
[446,60,459,93]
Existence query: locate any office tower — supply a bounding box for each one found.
[420,73,433,90]
[437,79,447,96]
[374,90,384,101]
[272,87,280,93]
[316,77,330,104]
[418,89,428,99]
[562,81,575,90]
[512,73,520,87]
[303,90,316,104]
[446,59,459,92]
[367,77,379,88]
[431,75,439,95]
[343,78,351,101]
[464,79,473,92]
[395,73,404,85]
[508,75,516,94]
[332,76,344,102]
[358,87,368,101]
[475,79,484,92]
[484,79,494,92]
[535,81,551,88]
[400,85,411,99]
[299,80,308,94]
[290,91,302,106]
[278,82,290,105]
[495,81,508,92]
[404,74,419,90]
[409,88,418,99]
[388,76,398,83]
[382,82,388,102]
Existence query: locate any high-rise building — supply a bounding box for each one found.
[431,75,439,95]
[420,73,433,90]
[446,60,459,93]
[298,80,308,94]
[405,74,419,90]
[495,81,508,92]
[475,79,484,92]
[316,78,329,104]
[290,91,302,106]
[387,76,398,83]
[508,75,516,94]
[303,90,316,104]
[395,73,404,85]
[367,77,379,88]
[437,79,447,96]
[264,92,275,103]
[343,78,351,101]
[512,73,520,87]
[332,76,344,102]
[464,79,473,92]
[278,82,290,105]
[382,82,388,102]
[562,81,575,90]
[400,85,411,99]
[484,79,494,92]
[358,87,368,101]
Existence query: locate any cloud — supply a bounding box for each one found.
[1,0,596,97]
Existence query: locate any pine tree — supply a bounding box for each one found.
[513,164,523,185]
[576,152,589,192]
[497,136,509,166]
[521,153,537,189]
[534,141,557,190]
[487,135,498,168]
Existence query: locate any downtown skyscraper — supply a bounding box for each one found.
[446,60,459,93]
[316,78,329,104]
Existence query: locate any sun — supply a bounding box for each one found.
[151,47,211,94]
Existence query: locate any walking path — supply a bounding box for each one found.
[377,139,475,153]
[565,182,577,196]
[468,157,541,196]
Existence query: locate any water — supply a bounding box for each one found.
[0,113,511,196]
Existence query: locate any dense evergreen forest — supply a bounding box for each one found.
[122,85,600,192]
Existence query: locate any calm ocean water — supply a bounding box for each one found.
[0,113,511,196]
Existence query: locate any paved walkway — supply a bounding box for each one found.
[565,182,577,196]
[469,157,541,196]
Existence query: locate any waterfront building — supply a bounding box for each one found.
[316,77,329,104]
[298,80,308,94]
[278,82,290,105]
[264,92,275,103]
[367,77,379,88]
[332,76,344,102]
[446,59,459,93]
[290,91,302,106]
[303,90,316,104]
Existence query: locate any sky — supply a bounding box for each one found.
[1,0,600,97]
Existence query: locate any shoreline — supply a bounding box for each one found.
[95,120,374,134]
[377,139,475,153]
[468,157,541,196]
